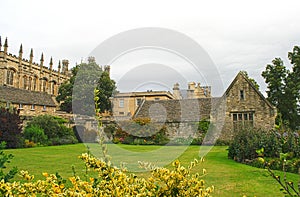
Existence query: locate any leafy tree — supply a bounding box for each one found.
[96,71,116,113]
[0,107,23,148]
[56,58,116,115]
[262,46,300,130]
[56,65,79,113]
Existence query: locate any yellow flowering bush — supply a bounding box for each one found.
[0,153,213,196]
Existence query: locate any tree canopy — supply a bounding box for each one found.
[262,46,300,130]
[56,58,116,115]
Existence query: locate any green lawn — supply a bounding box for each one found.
[4,144,299,196]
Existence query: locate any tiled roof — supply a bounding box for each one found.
[113,91,175,99]
[134,98,223,123]
[0,85,56,106]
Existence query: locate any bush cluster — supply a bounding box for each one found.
[228,128,300,173]
[0,107,23,148]
[24,115,78,146]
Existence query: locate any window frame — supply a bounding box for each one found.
[30,104,35,111]
[119,99,124,108]
[19,103,23,109]
[136,98,142,106]
[231,111,254,131]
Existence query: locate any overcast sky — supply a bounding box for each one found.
[1,0,300,96]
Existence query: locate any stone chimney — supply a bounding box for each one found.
[173,83,182,99]
[187,82,195,99]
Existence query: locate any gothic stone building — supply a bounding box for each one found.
[0,37,70,117]
[134,72,277,141]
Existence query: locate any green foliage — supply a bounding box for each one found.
[0,142,17,182]
[57,59,116,115]
[26,115,78,145]
[23,125,48,145]
[95,71,116,113]
[262,46,300,130]
[0,107,23,148]
[228,127,300,173]
[198,119,210,133]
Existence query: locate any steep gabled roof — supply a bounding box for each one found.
[224,71,275,109]
[0,85,56,106]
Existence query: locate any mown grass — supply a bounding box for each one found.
[4,144,299,196]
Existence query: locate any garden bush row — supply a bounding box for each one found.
[228,127,300,173]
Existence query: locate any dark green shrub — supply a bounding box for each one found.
[228,128,262,162]
[215,139,230,146]
[26,115,78,145]
[23,125,48,145]
[0,107,23,148]
[191,137,203,145]
[198,119,210,133]
[228,127,300,173]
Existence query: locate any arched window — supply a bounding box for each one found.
[50,80,57,95]
[23,76,28,90]
[33,76,37,91]
[6,69,14,85]
[40,77,48,92]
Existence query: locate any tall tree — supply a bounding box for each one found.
[262,46,300,130]
[56,65,79,113]
[96,71,116,113]
[56,58,116,115]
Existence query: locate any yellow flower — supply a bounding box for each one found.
[42,172,48,177]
